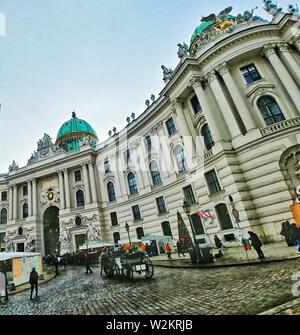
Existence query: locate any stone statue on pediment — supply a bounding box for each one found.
[161,65,173,83]
[177,42,189,59]
[8,160,19,172]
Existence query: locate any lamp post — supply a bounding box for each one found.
[182,200,201,263]
[125,222,131,248]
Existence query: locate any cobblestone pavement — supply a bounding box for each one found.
[0,259,299,315]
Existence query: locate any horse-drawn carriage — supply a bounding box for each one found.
[100,250,154,280]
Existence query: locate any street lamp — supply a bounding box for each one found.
[125,222,131,248]
[182,200,201,263]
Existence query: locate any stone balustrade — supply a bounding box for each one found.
[260,117,300,136]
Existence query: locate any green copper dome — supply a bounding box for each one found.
[190,21,214,46]
[56,112,98,151]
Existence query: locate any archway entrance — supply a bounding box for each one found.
[43,206,60,255]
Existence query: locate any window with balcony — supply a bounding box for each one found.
[166,117,176,136]
[240,64,261,84]
[257,95,285,126]
[205,170,222,195]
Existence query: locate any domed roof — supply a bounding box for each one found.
[56,112,97,151]
[190,21,214,46]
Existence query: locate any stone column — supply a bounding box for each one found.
[27,180,32,217]
[116,154,127,197]
[81,163,91,204]
[88,161,98,203]
[206,71,241,138]
[8,185,13,220]
[63,169,71,209]
[190,76,222,142]
[292,35,300,53]
[13,184,18,220]
[32,179,37,216]
[277,43,300,82]
[217,63,257,132]
[58,170,65,209]
[264,43,300,113]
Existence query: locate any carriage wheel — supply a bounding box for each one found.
[113,263,120,278]
[104,262,114,278]
[144,256,154,279]
[122,264,133,281]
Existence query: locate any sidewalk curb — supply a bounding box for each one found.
[259,297,300,315]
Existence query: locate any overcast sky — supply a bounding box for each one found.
[0,0,293,172]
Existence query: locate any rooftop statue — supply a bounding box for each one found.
[236,7,259,23]
[287,4,299,13]
[145,99,150,107]
[37,133,53,151]
[201,6,233,24]
[8,160,19,172]
[150,94,155,102]
[177,42,189,59]
[161,65,173,83]
[263,0,283,16]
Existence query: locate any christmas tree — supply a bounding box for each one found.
[177,211,194,252]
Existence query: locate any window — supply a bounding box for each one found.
[190,95,202,114]
[156,196,167,214]
[257,95,285,126]
[136,227,144,239]
[74,170,81,182]
[144,135,152,152]
[128,172,138,195]
[107,181,116,202]
[150,161,162,186]
[205,170,222,195]
[75,216,82,226]
[23,203,28,218]
[215,204,233,230]
[124,149,131,164]
[191,214,205,235]
[183,185,196,205]
[76,190,85,208]
[1,192,7,202]
[161,221,173,238]
[104,160,111,173]
[132,205,141,221]
[166,117,176,136]
[175,145,187,172]
[110,212,118,226]
[201,124,214,151]
[23,185,28,196]
[0,208,7,224]
[113,232,120,245]
[240,64,261,84]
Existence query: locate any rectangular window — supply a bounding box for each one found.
[132,205,141,221]
[205,170,222,195]
[104,160,111,173]
[166,117,176,136]
[156,196,167,214]
[110,212,118,227]
[1,192,7,201]
[190,95,202,115]
[74,170,81,182]
[23,185,28,196]
[183,185,197,205]
[124,149,131,164]
[240,64,261,84]
[144,135,152,152]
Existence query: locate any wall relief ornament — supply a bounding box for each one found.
[85,222,100,242]
[40,186,60,208]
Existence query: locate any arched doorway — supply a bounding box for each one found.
[43,206,60,255]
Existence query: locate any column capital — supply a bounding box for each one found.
[216,62,230,76]
[263,43,277,58]
[57,169,64,174]
[277,42,290,53]
[205,71,218,85]
[87,160,94,166]
[62,168,69,173]
[188,75,204,89]
[171,98,184,114]
[292,35,300,48]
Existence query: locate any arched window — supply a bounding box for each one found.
[191,213,205,235]
[201,124,214,151]
[150,161,162,186]
[107,181,116,202]
[174,145,187,173]
[23,203,28,219]
[257,95,285,126]
[128,172,138,194]
[76,190,85,208]
[0,208,7,224]
[136,227,144,239]
[113,232,120,245]
[215,204,233,230]
[161,221,173,238]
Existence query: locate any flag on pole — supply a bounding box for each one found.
[177,211,193,252]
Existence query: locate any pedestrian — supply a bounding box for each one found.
[54,256,59,276]
[85,253,93,274]
[165,242,172,259]
[248,231,265,259]
[0,262,8,302]
[176,240,185,257]
[214,235,223,257]
[29,267,39,300]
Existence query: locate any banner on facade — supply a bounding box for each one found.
[290,203,300,228]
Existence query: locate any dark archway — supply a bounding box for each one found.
[43,206,60,255]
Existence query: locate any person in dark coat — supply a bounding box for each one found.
[248,231,265,259]
[176,240,185,257]
[280,221,294,246]
[214,235,223,257]
[29,268,39,300]
[85,253,93,274]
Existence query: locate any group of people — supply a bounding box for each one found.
[280,220,300,249]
